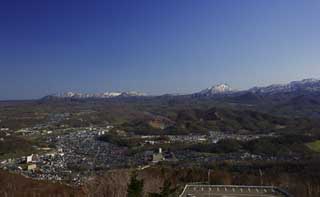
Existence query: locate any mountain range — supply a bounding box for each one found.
[45,78,320,99]
[45,91,146,99]
[196,78,320,97]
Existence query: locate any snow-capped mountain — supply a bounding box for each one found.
[49,91,146,99]
[196,84,234,96]
[44,78,320,100]
[192,79,320,97]
[249,78,320,95]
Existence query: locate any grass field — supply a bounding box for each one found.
[306,140,320,152]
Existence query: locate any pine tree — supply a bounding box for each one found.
[127,172,144,197]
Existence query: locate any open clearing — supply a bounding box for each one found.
[306,140,320,152]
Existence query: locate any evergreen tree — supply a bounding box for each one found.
[127,172,144,197]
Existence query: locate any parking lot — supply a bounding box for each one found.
[179,185,290,197]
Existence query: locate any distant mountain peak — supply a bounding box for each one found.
[197,83,234,96]
[211,84,233,92]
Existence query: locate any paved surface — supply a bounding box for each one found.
[179,185,289,197]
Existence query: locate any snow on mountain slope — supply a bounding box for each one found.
[50,91,146,99]
[196,84,234,96]
[249,78,320,94]
[45,78,320,99]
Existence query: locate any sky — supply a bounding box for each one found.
[1,0,320,100]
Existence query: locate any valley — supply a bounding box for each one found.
[1,79,320,196]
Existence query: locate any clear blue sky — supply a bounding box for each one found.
[1,0,320,100]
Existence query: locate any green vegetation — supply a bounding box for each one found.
[189,134,314,157]
[1,97,320,136]
[98,133,172,149]
[127,172,144,197]
[118,106,319,135]
[98,134,144,147]
[0,136,36,159]
[189,139,242,154]
[306,140,320,152]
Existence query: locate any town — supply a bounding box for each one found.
[0,120,292,186]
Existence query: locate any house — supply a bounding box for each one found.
[152,148,164,163]
[27,164,37,171]
[26,154,38,163]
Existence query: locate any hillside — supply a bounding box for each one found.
[120,106,319,135]
[0,170,84,197]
